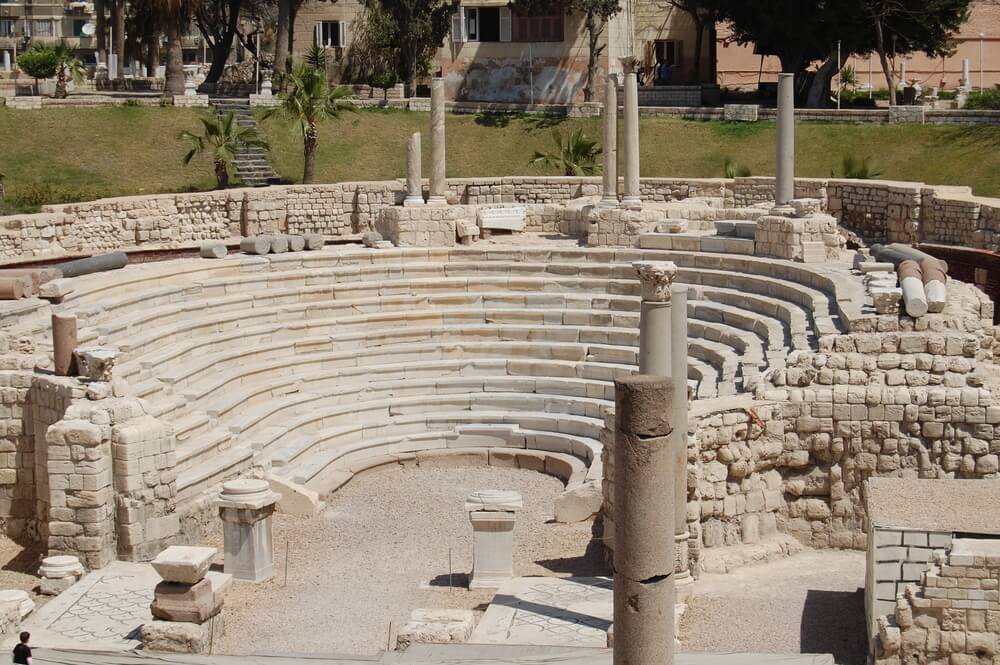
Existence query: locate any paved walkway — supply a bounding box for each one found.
[470,577,612,647]
[15,561,159,651]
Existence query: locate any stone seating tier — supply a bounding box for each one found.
[0,247,870,522]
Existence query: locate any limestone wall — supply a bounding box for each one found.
[5,175,1000,262]
[602,281,999,569]
[18,371,179,569]
[874,539,1000,665]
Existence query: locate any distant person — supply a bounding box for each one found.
[12,631,30,665]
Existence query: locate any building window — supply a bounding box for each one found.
[315,21,347,48]
[73,19,87,37]
[511,12,562,42]
[31,19,54,38]
[654,40,681,66]
[0,18,14,37]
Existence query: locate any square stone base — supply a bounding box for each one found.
[141,615,224,653]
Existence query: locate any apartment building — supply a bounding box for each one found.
[0,0,101,69]
[292,0,712,104]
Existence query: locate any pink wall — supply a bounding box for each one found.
[716,0,1000,92]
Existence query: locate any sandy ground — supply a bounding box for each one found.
[680,550,868,665]
[212,463,605,656]
[0,538,50,609]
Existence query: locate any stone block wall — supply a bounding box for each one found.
[826,181,923,245]
[923,193,982,246]
[24,374,177,570]
[874,539,1000,665]
[754,214,842,263]
[377,205,471,246]
[867,526,953,639]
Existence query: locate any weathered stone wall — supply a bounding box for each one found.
[22,374,177,569]
[0,331,42,540]
[5,175,1000,263]
[754,214,842,263]
[874,539,1000,665]
[602,280,999,566]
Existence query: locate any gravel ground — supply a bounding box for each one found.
[680,549,867,665]
[212,463,605,657]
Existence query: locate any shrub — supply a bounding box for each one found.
[529,129,602,176]
[963,89,1000,110]
[723,158,751,178]
[368,69,399,99]
[834,154,883,180]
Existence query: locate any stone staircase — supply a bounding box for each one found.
[211,97,280,187]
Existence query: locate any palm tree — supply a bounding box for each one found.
[179,112,269,189]
[52,43,85,99]
[262,64,354,184]
[140,0,195,96]
[530,128,603,176]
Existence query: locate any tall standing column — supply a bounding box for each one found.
[775,72,796,207]
[404,132,424,206]
[634,261,677,377]
[621,58,641,210]
[600,74,619,207]
[428,78,448,206]
[613,375,675,665]
[669,283,692,601]
[52,314,78,377]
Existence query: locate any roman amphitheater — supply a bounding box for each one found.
[2,82,1000,665]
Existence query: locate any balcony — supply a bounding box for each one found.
[64,1,93,15]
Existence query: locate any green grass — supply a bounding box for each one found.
[4,105,1000,214]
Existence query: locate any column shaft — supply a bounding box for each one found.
[775,72,795,206]
[404,131,424,206]
[600,74,619,207]
[622,63,641,209]
[613,375,675,665]
[428,78,447,205]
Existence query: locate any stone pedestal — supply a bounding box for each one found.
[428,78,448,206]
[600,74,619,208]
[620,59,641,210]
[216,479,280,583]
[405,132,425,206]
[466,490,522,589]
[38,554,84,596]
[775,73,795,208]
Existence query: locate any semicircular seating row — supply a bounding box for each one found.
[22,247,851,510]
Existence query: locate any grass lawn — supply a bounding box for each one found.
[3,105,1000,214]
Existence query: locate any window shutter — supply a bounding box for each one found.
[314,22,322,47]
[451,7,466,43]
[340,20,349,47]
[499,7,511,42]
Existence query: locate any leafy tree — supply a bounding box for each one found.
[193,0,267,85]
[363,0,457,97]
[512,0,619,102]
[16,45,59,95]
[864,0,971,106]
[180,112,270,188]
[263,64,355,183]
[52,43,86,99]
[530,129,602,176]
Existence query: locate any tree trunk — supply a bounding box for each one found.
[708,23,717,82]
[691,16,704,81]
[112,0,125,82]
[215,160,230,189]
[274,0,291,79]
[289,0,302,62]
[401,44,418,98]
[55,68,67,98]
[204,1,242,84]
[146,29,160,77]
[583,11,601,103]
[165,21,185,96]
[874,19,897,106]
[806,50,842,108]
[95,0,107,63]
[303,121,318,184]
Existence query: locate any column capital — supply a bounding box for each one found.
[633,261,678,302]
[620,56,640,75]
